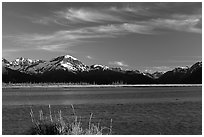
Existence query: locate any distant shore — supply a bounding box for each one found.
[2,83,202,88]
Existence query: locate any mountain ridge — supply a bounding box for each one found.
[2,55,202,84]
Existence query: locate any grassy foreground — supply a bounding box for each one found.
[29,105,112,135]
[2,101,202,135]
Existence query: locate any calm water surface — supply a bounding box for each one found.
[2,86,202,105]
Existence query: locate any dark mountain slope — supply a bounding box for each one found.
[181,62,202,84]
[2,66,37,83]
[157,62,202,84]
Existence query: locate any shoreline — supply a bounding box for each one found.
[2,84,202,88]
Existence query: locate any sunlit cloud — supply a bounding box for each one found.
[108,5,150,17]
[88,23,155,35]
[109,61,129,67]
[55,8,123,24]
[39,44,68,52]
[150,17,201,33]
[86,56,93,59]
[3,22,155,52]
[28,5,201,34]
[29,7,124,26]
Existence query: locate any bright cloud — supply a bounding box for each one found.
[28,4,201,34]
[86,56,93,59]
[3,22,155,52]
[55,8,123,24]
[109,61,129,67]
[150,17,201,33]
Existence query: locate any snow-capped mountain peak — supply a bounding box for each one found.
[64,55,78,60]
[10,57,35,66]
[61,55,88,71]
[48,55,88,72]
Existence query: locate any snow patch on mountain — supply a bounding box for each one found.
[10,57,39,67]
[90,64,109,70]
[64,55,78,60]
[60,61,78,71]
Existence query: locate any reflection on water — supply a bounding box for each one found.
[2,86,202,105]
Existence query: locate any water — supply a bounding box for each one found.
[3,86,202,105]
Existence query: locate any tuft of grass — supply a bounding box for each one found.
[29,105,112,135]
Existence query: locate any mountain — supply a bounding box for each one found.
[187,62,201,74]
[2,58,10,65]
[152,72,164,79]
[181,62,202,84]
[143,71,164,79]
[10,57,35,66]
[2,66,37,83]
[49,55,88,72]
[157,67,187,84]
[157,62,202,84]
[2,58,10,75]
[2,55,202,84]
[24,55,88,74]
[7,57,44,73]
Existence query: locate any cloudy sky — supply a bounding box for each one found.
[2,2,202,72]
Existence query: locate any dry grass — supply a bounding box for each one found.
[29,105,112,135]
